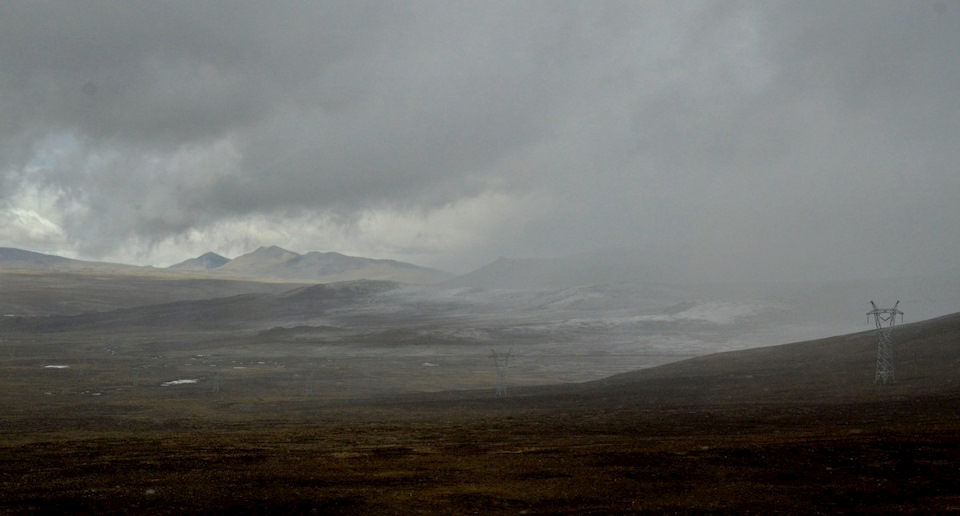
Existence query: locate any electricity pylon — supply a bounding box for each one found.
[491,348,512,397]
[868,301,903,385]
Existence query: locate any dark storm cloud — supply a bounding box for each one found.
[0,1,957,280]
[0,2,568,237]
[508,0,960,281]
[0,2,387,146]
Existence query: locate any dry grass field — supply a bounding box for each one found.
[3,398,959,514]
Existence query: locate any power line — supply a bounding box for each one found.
[491,348,512,398]
[868,300,903,385]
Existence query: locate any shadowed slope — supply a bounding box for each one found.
[505,311,960,409]
[0,270,301,316]
[0,279,402,331]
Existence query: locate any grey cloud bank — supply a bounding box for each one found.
[0,1,957,282]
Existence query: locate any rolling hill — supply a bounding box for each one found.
[498,310,960,410]
[0,247,147,274]
[211,246,450,284]
[0,279,401,331]
[0,270,301,316]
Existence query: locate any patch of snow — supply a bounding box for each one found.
[422,362,439,367]
[160,379,198,387]
[44,365,70,369]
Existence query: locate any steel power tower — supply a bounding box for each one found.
[491,348,512,397]
[868,301,903,385]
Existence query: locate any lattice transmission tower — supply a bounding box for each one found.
[868,301,903,385]
[491,348,512,398]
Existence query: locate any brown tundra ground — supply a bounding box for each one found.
[1,311,959,514]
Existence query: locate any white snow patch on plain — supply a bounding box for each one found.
[556,301,768,328]
[633,301,764,324]
[44,365,70,369]
[422,362,439,367]
[161,379,198,387]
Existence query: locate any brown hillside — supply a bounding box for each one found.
[485,311,960,411]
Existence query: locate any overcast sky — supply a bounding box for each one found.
[0,1,957,281]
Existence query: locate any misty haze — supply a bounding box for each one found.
[1,1,959,513]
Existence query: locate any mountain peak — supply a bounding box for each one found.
[250,246,299,258]
[168,252,229,270]
[225,246,299,267]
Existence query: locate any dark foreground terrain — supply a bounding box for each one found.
[2,396,960,514]
[1,312,959,513]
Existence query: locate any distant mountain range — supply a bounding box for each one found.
[201,246,450,284]
[0,246,450,285]
[0,245,688,290]
[6,246,959,326]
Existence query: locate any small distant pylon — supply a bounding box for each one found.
[491,348,512,398]
[868,301,903,385]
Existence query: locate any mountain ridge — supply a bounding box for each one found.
[214,246,449,284]
[0,246,449,285]
[0,247,147,274]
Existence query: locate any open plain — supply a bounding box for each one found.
[0,265,959,513]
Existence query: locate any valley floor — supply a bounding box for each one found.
[1,285,958,513]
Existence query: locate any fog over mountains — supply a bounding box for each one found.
[445,247,693,289]
[3,245,958,323]
[3,244,958,384]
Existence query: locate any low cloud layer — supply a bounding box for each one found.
[1,1,957,281]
